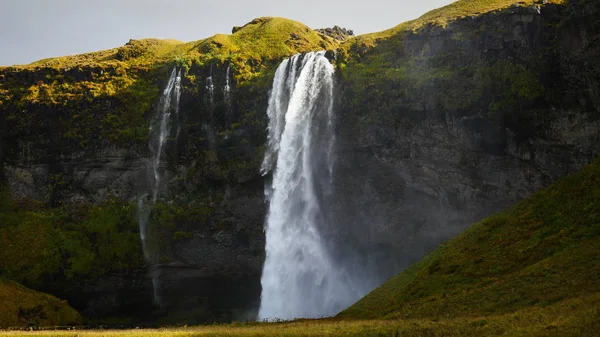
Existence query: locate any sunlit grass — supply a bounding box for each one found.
[345,0,566,48]
[1,293,598,336]
[0,278,81,328]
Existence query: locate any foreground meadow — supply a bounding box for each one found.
[1,293,598,337]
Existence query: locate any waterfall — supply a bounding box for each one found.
[224,63,231,104]
[223,63,233,119]
[150,67,182,203]
[138,66,182,305]
[206,64,214,107]
[204,65,216,149]
[258,51,356,320]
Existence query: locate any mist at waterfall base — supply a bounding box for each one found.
[137,66,182,305]
[258,52,377,320]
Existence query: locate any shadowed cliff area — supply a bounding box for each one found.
[325,0,599,289]
[339,157,600,321]
[0,0,598,327]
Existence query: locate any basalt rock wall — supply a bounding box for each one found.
[328,0,600,285]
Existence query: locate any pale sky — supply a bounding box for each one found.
[0,0,454,66]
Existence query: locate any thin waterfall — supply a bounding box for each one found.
[223,63,232,119]
[137,66,182,305]
[151,67,182,203]
[204,64,216,149]
[224,63,231,104]
[258,51,357,320]
[206,64,214,107]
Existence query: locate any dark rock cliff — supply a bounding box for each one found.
[0,61,270,324]
[328,0,600,285]
[0,0,598,325]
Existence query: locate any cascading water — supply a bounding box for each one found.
[138,66,182,305]
[258,51,357,320]
[224,63,231,103]
[204,65,216,149]
[150,67,182,203]
[206,64,215,107]
[223,63,232,118]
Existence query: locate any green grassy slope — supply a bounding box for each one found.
[345,0,566,46]
[7,17,337,83]
[338,158,600,320]
[0,278,81,328]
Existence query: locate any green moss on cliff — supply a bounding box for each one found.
[0,278,81,328]
[0,17,337,154]
[0,196,144,293]
[339,158,600,320]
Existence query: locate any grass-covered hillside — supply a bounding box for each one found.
[3,17,338,83]
[338,158,600,322]
[0,278,81,328]
[347,0,567,44]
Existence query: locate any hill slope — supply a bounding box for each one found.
[0,278,81,328]
[339,158,600,320]
[4,17,338,82]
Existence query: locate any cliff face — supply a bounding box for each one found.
[0,0,599,325]
[0,19,338,324]
[330,0,600,284]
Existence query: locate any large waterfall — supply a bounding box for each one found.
[258,51,356,320]
[138,66,182,304]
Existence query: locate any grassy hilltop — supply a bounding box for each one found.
[3,16,338,82]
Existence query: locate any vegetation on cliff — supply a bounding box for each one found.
[0,278,81,328]
[333,0,575,150]
[0,17,337,155]
[0,184,144,307]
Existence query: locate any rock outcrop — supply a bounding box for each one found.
[316,26,354,41]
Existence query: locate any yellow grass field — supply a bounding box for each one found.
[1,292,598,337]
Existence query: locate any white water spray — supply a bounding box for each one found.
[258,52,356,320]
[224,63,231,103]
[138,66,182,305]
[206,65,214,107]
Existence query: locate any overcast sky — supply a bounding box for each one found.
[0,0,454,66]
